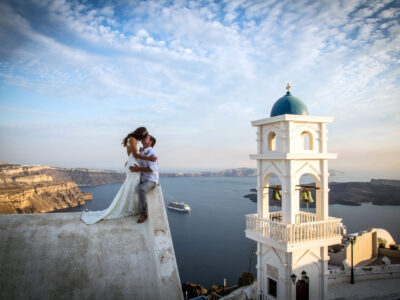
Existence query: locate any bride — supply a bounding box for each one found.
[81,127,157,225]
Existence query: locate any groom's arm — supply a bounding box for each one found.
[130,164,152,173]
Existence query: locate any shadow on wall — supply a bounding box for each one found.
[329,228,396,267]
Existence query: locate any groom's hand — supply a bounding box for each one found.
[130,164,140,172]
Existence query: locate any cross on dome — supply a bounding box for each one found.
[270,83,308,117]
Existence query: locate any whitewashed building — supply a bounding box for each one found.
[245,85,343,300]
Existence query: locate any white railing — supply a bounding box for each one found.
[246,213,342,245]
[295,211,317,223]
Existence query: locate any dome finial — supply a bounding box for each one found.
[286,82,291,93]
[270,84,309,117]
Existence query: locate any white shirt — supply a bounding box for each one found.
[139,147,159,183]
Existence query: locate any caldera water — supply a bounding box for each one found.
[58,176,400,288]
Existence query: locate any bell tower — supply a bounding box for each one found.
[245,84,343,299]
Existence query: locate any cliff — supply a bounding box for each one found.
[0,181,92,214]
[0,162,126,186]
[0,163,92,214]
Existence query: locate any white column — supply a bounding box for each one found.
[320,123,327,153]
[262,185,269,219]
[282,161,299,224]
[286,254,295,300]
[283,121,290,153]
[257,160,266,218]
[317,159,329,221]
[320,246,329,300]
[288,121,297,153]
[256,242,262,298]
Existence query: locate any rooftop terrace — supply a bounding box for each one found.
[0,186,183,300]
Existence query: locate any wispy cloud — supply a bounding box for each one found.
[0,0,399,177]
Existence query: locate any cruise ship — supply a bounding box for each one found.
[167,201,191,213]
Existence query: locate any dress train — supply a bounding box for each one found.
[81,154,140,225]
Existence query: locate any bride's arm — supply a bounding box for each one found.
[128,138,157,162]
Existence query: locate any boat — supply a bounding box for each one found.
[167,201,191,213]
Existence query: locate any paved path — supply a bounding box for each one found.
[329,278,400,300]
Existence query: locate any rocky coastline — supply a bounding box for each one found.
[0,163,95,214]
[0,181,92,214]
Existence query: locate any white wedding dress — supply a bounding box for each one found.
[81,151,140,225]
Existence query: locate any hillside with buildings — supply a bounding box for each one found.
[160,167,258,178]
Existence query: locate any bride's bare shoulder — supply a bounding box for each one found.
[127,137,137,148]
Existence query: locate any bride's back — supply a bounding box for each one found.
[126,137,136,156]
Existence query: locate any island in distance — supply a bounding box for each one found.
[244,179,400,206]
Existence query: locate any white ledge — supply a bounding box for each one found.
[249,153,338,160]
[251,114,334,126]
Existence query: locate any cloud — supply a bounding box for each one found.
[0,0,399,176]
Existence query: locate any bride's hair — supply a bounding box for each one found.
[122,127,148,147]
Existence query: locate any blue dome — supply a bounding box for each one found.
[270,92,309,117]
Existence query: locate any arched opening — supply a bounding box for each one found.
[297,173,320,221]
[301,131,313,150]
[263,173,283,220]
[268,132,276,151]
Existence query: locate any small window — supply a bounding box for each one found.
[268,277,277,298]
[268,132,276,151]
[301,131,313,150]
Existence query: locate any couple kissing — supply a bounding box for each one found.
[81,127,159,225]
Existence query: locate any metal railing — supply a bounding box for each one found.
[266,211,317,223]
[268,211,282,221]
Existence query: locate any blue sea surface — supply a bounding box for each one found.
[60,177,400,288]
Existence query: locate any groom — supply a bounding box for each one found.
[130,135,159,223]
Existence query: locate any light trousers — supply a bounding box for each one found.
[138,180,156,213]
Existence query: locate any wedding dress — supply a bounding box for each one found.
[81,151,140,225]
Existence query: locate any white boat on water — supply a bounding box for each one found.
[167,201,191,213]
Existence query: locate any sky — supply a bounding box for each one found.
[0,0,399,179]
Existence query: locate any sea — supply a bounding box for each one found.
[58,176,400,289]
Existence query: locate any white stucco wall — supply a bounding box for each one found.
[0,185,183,300]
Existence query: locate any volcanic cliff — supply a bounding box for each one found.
[0,163,106,214]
